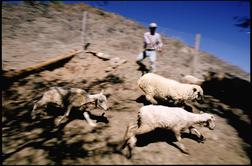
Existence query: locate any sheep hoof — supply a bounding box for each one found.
[198,136,206,143]
[198,140,204,144]
[126,153,132,159]
[89,122,97,127]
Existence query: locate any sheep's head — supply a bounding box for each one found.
[201,113,215,130]
[96,90,108,111]
[192,85,204,103]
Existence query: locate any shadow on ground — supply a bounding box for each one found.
[2,73,124,164]
[136,128,202,153]
[200,71,251,161]
[135,95,195,112]
[136,61,150,76]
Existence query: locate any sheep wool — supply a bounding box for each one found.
[137,73,203,104]
[121,105,215,158]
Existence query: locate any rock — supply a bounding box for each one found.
[96,52,111,60]
[105,67,113,72]
[109,57,127,69]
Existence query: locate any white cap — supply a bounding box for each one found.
[149,22,157,28]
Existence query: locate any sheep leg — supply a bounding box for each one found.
[120,123,138,150]
[83,112,97,127]
[146,94,158,104]
[128,124,152,147]
[56,105,72,126]
[31,101,39,119]
[181,102,195,113]
[174,131,189,154]
[189,127,206,143]
[127,136,137,159]
[126,125,153,158]
[31,99,47,120]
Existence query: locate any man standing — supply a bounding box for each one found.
[136,22,163,73]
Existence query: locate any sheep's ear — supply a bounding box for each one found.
[199,111,204,114]
[100,89,104,95]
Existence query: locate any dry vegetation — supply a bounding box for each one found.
[2,2,251,164]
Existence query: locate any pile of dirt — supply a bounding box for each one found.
[2,2,251,164]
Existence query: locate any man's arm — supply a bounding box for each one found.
[156,34,163,51]
[157,34,163,48]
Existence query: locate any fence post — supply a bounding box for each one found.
[192,33,201,75]
[81,11,88,50]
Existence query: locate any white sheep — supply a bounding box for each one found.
[137,73,204,107]
[121,105,215,158]
[31,87,108,127]
[180,74,204,85]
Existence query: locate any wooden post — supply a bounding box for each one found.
[192,33,201,75]
[82,11,88,50]
[195,33,201,52]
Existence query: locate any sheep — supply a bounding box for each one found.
[31,87,108,127]
[137,73,204,111]
[120,105,215,158]
[180,74,204,85]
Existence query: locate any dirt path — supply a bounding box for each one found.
[2,51,251,164]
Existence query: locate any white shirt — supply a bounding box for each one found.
[144,32,163,50]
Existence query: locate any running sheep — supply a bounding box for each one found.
[137,73,204,110]
[121,105,215,158]
[31,87,108,127]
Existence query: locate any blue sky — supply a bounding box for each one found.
[79,1,250,73]
[6,1,250,73]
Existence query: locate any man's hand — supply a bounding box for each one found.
[157,48,162,53]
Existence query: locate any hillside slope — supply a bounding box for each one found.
[2,2,251,164]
